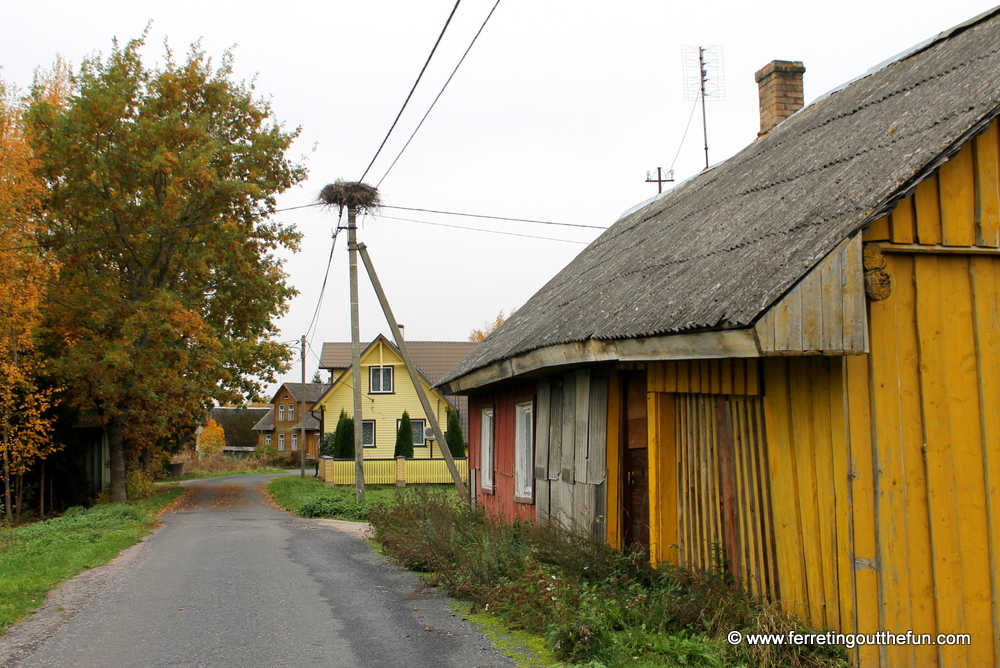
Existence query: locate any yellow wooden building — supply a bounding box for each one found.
[441,9,1000,667]
[311,334,459,461]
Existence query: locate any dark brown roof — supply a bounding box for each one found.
[271,382,331,404]
[210,407,270,449]
[442,8,1000,386]
[251,409,274,432]
[321,339,478,384]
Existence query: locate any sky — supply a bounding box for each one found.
[3,0,998,396]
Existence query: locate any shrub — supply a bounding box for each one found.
[394,410,414,458]
[125,468,154,501]
[445,411,465,457]
[333,410,354,459]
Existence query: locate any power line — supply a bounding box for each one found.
[304,215,343,343]
[359,0,463,182]
[376,0,502,188]
[378,214,592,244]
[382,204,607,229]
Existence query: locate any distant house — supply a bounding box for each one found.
[252,383,331,459]
[313,334,476,459]
[202,406,270,455]
[440,9,1000,668]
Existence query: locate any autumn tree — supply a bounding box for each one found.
[0,76,60,521]
[25,35,306,501]
[198,417,226,457]
[394,410,414,458]
[469,309,515,342]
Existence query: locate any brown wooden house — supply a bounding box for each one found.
[252,382,331,459]
[440,8,1000,666]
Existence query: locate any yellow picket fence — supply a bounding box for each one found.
[319,457,468,485]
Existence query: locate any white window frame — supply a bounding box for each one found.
[278,405,286,421]
[481,408,494,492]
[264,433,272,447]
[362,420,376,448]
[287,403,295,422]
[369,366,394,394]
[291,433,298,451]
[514,401,534,501]
[398,418,426,447]
[278,434,285,451]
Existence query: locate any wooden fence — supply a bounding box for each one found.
[319,457,468,485]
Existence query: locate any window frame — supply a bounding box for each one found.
[278,405,285,421]
[278,433,286,451]
[264,433,272,447]
[398,418,427,447]
[480,407,495,493]
[514,400,534,503]
[369,366,394,394]
[362,420,376,448]
[291,433,298,451]
[287,403,295,422]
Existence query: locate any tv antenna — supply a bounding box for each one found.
[682,45,725,170]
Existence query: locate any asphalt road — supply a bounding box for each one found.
[4,475,515,668]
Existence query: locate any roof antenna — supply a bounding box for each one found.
[683,45,726,170]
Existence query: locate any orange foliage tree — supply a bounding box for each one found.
[198,418,226,457]
[469,309,514,342]
[25,35,305,501]
[0,77,60,521]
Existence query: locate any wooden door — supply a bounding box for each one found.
[621,372,649,550]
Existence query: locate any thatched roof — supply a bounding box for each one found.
[441,7,1000,388]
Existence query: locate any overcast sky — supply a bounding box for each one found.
[3,1,997,396]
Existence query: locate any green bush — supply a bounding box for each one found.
[333,410,354,459]
[394,410,414,458]
[445,411,465,457]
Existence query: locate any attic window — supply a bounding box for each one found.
[370,366,394,394]
[287,404,295,422]
[278,405,286,421]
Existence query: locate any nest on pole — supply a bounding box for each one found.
[318,181,382,213]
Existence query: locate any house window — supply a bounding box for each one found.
[398,418,426,447]
[515,401,534,500]
[362,420,376,448]
[481,408,494,492]
[278,434,285,451]
[287,403,295,422]
[278,405,286,421]
[265,434,272,447]
[291,433,298,451]
[370,366,394,393]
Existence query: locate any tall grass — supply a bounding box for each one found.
[0,486,185,634]
[266,477,398,521]
[368,488,849,668]
[169,450,284,477]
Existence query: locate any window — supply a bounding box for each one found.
[515,401,534,500]
[278,405,285,421]
[278,434,285,451]
[398,418,427,446]
[370,366,394,393]
[291,433,298,451]
[287,403,295,422]
[264,434,272,447]
[362,420,376,448]
[481,408,494,491]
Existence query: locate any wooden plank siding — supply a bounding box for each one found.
[753,234,868,355]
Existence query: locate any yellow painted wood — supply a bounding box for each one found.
[312,338,452,460]
[828,358,853,636]
[648,393,677,563]
[863,215,891,241]
[915,175,943,245]
[890,195,916,244]
[606,371,622,550]
[969,256,1000,665]
[975,120,1000,247]
[762,359,810,618]
[939,143,977,247]
[845,353,880,668]
[808,357,841,631]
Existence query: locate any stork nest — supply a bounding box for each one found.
[318,181,382,212]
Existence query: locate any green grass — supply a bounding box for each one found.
[0,486,185,634]
[157,468,286,483]
[267,477,401,521]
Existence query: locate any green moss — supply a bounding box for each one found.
[451,601,568,668]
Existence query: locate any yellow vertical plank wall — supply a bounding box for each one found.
[647,392,677,563]
[975,122,1000,247]
[939,142,977,246]
[606,371,622,550]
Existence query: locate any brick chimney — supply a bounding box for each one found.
[754,60,805,136]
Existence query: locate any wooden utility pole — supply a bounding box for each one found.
[348,205,365,503]
[299,334,307,478]
[357,243,469,500]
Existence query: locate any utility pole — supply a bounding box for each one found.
[645,167,674,194]
[348,204,365,504]
[699,46,710,171]
[299,334,306,478]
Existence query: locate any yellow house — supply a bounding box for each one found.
[312,334,460,460]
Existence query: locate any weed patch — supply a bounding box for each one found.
[368,488,850,668]
[266,476,397,521]
[0,486,184,634]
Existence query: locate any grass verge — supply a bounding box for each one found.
[0,486,185,634]
[368,487,851,668]
[266,476,398,521]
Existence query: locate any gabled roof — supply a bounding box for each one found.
[209,406,270,448]
[442,7,1000,388]
[321,338,478,385]
[270,382,331,405]
[251,408,274,432]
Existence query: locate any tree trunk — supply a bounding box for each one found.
[39,459,45,520]
[2,434,10,521]
[107,416,128,502]
[15,472,22,525]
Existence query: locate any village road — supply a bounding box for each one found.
[6,474,514,668]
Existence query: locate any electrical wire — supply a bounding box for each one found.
[382,204,606,229]
[359,0,463,182]
[378,213,592,244]
[376,0,502,188]
[669,95,702,175]
[304,212,343,343]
